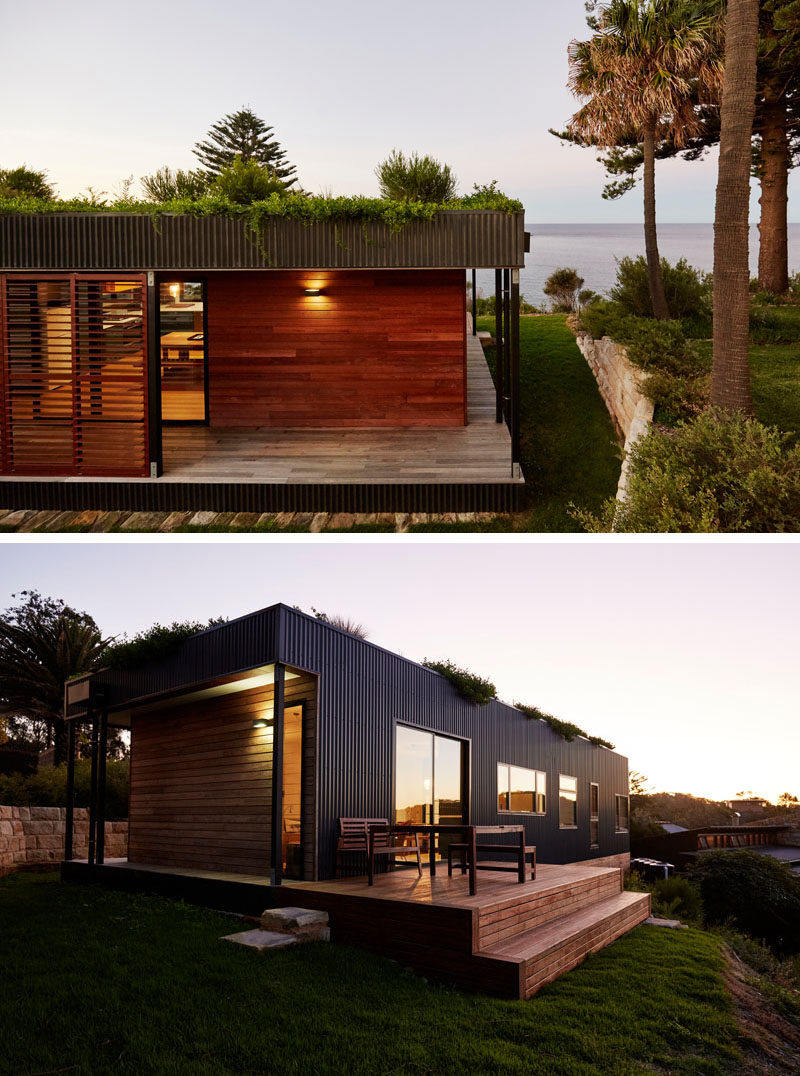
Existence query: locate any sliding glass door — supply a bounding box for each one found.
[395,726,467,858]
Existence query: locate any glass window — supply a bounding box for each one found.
[559,774,578,828]
[497,764,545,814]
[160,280,206,422]
[615,795,630,833]
[590,782,599,848]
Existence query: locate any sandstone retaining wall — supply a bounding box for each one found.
[0,805,127,875]
[573,330,654,500]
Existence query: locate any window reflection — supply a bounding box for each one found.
[160,280,205,422]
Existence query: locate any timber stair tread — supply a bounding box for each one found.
[479,890,650,963]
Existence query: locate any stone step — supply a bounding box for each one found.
[221,929,297,951]
[260,905,330,941]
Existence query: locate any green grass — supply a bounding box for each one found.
[694,336,800,436]
[0,872,744,1076]
[408,315,621,532]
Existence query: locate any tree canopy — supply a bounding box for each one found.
[193,108,298,187]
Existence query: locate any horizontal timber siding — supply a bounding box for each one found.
[128,671,316,876]
[0,212,525,271]
[206,270,466,428]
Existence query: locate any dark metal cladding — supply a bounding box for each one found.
[83,605,630,878]
[0,211,526,271]
[0,480,524,514]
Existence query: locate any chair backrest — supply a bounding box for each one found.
[338,817,389,851]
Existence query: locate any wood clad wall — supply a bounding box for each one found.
[128,671,316,877]
[206,270,466,428]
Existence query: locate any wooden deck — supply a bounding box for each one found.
[62,858,649,998]
[160,332,519,485]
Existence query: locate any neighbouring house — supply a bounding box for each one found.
[0,209,527,512]
[632,823,800,874]
[61,604,648,998]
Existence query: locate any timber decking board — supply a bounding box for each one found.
[207,270,467,429]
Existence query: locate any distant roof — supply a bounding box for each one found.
[659,823,688,834]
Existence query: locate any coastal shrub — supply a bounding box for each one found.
[544,267,584,312]
[140,166,209,202]
[616,318,710,424]
[0,165,54,199]
[103,618,226,670]
[578,298,629,340]
[610,256,709,320]
[749,303,800,345]
[376,150,457,203]
[422,660,496,705]
[514,703,614,748]
[574,410,800,533]
[0,759,129,818]
[650,876,703,924]
[212,158,288,205]
[690,851,800,955]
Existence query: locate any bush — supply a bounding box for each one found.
[0,759,129,818]
[0,165,53,199]
[749,304,800,345]
[212,158,289,205]
[690,851,800,955]
[610,256,709,320]
[141,167,209,202]
[615,318,710,424]
[422,660,496,705]
[104,618,225,670]
[514,703,614,748]
[650,876,703,924]
[544,267,584,313]
[575,410,800,533]
[376,150,457,203]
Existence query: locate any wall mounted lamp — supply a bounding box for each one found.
[252,717,273,728]
[304,287,322,296]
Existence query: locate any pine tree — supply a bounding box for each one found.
[193,108,298,187]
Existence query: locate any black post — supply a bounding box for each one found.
[269,663,286,887]
[510,269,521,476]
[503,269,511,424]
[64,719,76,861]
[96,713,108,864]
[87,713,99,866]
[494,269,504,423]
[146,271,163,477]
[471,269,477,334]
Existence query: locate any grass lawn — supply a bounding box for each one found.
[408,315,621,532]
[0,872,745,1076]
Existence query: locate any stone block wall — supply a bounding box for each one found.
[573,330,655,501]
[0,805,128,875]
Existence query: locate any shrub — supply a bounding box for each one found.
[376,150,457,203]
[544,267,584,312]
[749,304,800,345]
[104,618,225,670]
[610,256,709,320]
[0,165,53,199]
[140,167,209,202]
[212,158,289,205]
[422,660,496,705]
[615,318,710,424]
[575,410,800,533]
[0,759,129,818]
[690,851,800,955]
[514,703,614,748]
[650,876,703,924]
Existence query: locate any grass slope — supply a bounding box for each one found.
[409,315,621,532]
[0,873,743,1076]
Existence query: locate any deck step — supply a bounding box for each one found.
[480,891,651,998]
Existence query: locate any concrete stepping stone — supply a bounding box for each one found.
[260,906,329,941]
[222,929,297,951]
[645,916,687,929]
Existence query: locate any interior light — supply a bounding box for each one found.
[169,283,181,302]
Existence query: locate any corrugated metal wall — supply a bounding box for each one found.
[0,212,525,271]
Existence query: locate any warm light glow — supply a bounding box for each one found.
[304,287,322,296]
[169,283,180,302]
[253,717,272,728]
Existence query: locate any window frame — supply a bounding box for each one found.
[589,781,600,849]
[497,762,546,816]
[615,794,630,834]
[558,773,578,829]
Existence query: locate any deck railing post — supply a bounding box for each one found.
[510,268,521,477]
[269,663,286,886]
[503,269,511,427]
[146,271,163,478]
[87,711,99,866]
[96,712,108,865]
[471,269,477,334]
[494,269,504,423]
[64,719,76,861]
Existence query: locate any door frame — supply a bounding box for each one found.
[155,274,209,426]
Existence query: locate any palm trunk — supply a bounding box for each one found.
[711,0,759,413]
[643,121,670,321]
[757,89,790,295]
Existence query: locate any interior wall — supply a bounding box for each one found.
[206,269,466,428]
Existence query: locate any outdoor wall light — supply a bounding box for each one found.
[304,287,322,296]
[252,717,272,728]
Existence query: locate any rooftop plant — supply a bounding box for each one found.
[422,660,497,706]
[103,618,226,671]
[514,702,615,749]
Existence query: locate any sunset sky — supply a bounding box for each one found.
[1,539,796,805]
[2,0,796,222]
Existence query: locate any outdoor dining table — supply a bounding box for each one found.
[367,823,526,896]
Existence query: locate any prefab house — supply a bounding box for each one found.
[0,210,527,512]
[63,605,648,998]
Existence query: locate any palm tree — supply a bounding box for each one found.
[0,591,110,764]
[711,0,760,411]
[567,0,723,319]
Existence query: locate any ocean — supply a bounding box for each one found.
[474,222,800,307]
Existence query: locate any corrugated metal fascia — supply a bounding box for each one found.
[0,210,525,270]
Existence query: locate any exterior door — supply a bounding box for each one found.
[394,726,467,858]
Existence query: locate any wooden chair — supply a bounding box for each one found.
[336,817,388,877]
[367,823,422,885]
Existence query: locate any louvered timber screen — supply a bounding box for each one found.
[0,275,149,476]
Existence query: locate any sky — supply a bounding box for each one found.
[1,0,797,223]
[0,539,797,805]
